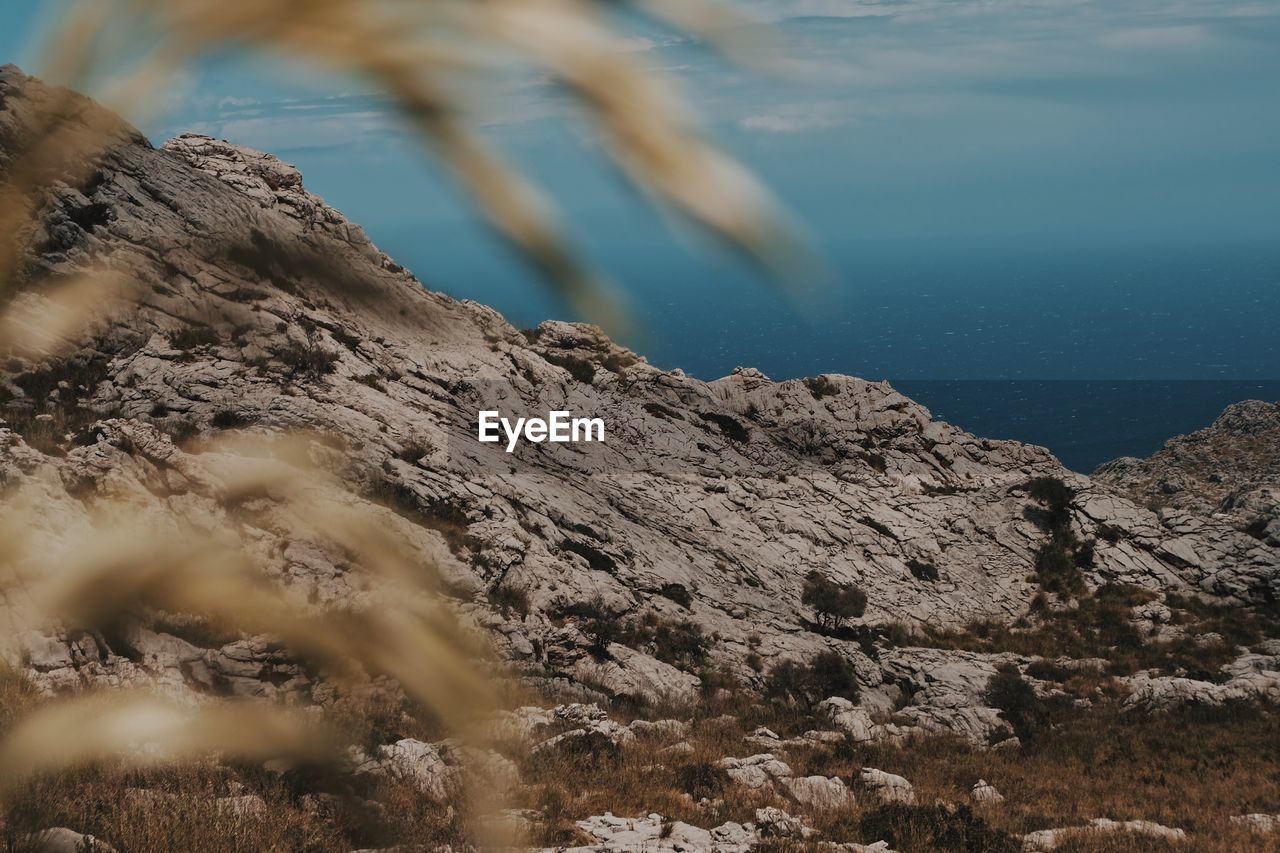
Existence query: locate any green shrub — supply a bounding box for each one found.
[487,584,530,619]
[804,375,840,399]
[623,613,706,668]
[765,650,859,709]
[1033,541,1085,596]
[984,663,1053,741]
[801,570,867,631]
[272,341,340,379]
[657,583,693,609]
[698,412,750,443]
[210,410,252,429]
[543,352,595,383]
[169,326,220,351]
[858,803,1019,853]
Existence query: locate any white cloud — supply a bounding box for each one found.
[177,110,399,151]
[1098,25,1208,48]
[738,103,850,134]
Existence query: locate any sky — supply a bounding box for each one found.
[3,0,1279,381]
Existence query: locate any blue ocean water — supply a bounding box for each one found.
[892,381,1280,474]
[379,231,1279,472]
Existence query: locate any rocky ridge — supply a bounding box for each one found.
[1096,399,1280,548]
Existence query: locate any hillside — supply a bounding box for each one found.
[1096,400,1280,548]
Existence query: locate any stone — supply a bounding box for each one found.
[716,754,793,789]
[1230,814,1280,834]
[571,812,737,852]
[629,718,690,740]
[214,794,268,818]
[1022,818,1188,851]
[16,828,114,853]
[970,779,1004,804]
[366,739,459,800]
[781,775,854,809]
[858,768,915,805]
[753,807,808,839]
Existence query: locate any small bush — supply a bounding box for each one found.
[1033,541,1085,597]
[984,663,1053,742]
[765,650,859,709]
[804,375,840,399]
[801,570,867,631]
[657,583,693,609]
[272,341,340,379]
[907,559,940,582]
[559,596,618,659]
[169,326,220,351]
[395,441,434,464]
[1025,475,1075,513]
[210,409,252,429]
[487,584,530,619]
[698,412,750,444]
[623,613,707,669]
[543,352,595,384]
[858,803,1019,853]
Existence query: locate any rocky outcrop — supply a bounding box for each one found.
[858,768,915,805]
[16,828,114,853]
[1022,818,1187,851]
[1095,400,1280,547]
[970,780,1004,804]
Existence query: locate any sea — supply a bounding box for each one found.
[374,227,1280,475]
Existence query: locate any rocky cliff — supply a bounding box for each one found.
[2,65,1278,736]
[1096,400,1280,548]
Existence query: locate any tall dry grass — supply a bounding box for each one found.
[0,437,504,844]
[0,1,795,846]
[7,0,803,331]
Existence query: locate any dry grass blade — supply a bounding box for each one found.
[0,272,133,357]
[0,694,335,798]
[20,0,808,331]
[2,442,496,731]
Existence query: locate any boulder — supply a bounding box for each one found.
[716,754,793,789]
[1230,814,1280,834]
[17,828,114,853]
[970,779,1005,804]
[781,775,854,809]
[858,768,916,805]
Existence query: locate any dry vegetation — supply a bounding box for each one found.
[492,684,1278,852]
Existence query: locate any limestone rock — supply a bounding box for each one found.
[367,739,458,800]
[716,754,793,790]
[1230,813,1280,834]
[570,813,743,852]
[1022,818,1188,851]
[858,768,915,805]
[781,775,854,809]
[753,807,809,839]
[17,828,114,853]
[971,779,1005,804]
[0,66,1277,743]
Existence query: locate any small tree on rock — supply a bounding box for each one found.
[802,570,867,631]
